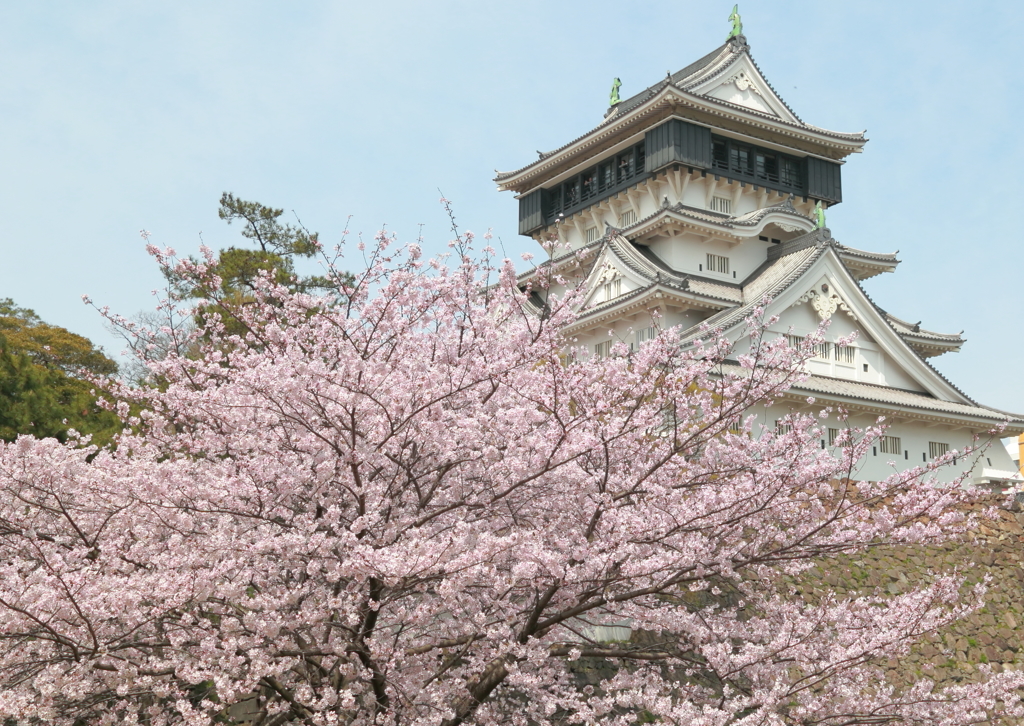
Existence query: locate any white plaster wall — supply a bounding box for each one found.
[645,232,770,282]
[752,404,1017,486]
[762,301,926,392]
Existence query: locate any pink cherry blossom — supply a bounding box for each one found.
[0,231,1019,725]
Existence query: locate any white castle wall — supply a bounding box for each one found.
[754,403,1019,487]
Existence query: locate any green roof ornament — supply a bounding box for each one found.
[727,4,743,40]
[609,77,621,106]
[814,201,827,229]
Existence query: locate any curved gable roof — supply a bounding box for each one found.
[496,36,866,193]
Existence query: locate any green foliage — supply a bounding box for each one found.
[212,192,331,295]
[0,299,117,376]
[0,331,120,446]
[0,300,120,445]
[170,194,346,339]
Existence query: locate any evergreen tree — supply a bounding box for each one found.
[212,192,331,295]
[0,304,120,445]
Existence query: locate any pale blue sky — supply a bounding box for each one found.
[1,1,1022,412]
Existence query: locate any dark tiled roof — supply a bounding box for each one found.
[496,37,865,186]
[609,42,731,117]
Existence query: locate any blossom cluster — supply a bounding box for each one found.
[0,233,1019,725]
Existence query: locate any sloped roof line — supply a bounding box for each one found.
[570,281,735,331]
[611,42,732,117]
[715,362,1024,427]
[672,242,979,408]
[785,234,975,402]
[675,36,805,125]
[496,39,866,186]
[602,234,744,305]
[620,200,815,241]
[881,311,964,343]
[678,245,823,339]
[788,375,1024,428]
[834,243,899,264]
[498,83,864,183]
[766,236,980,406]
[514,239,605,285]
[847,273,979,405]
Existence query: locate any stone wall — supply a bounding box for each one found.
[831,501,1024,687]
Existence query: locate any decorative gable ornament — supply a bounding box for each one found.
[596,263,618,285]
[690,53,801,123]
[811,291,840,321]
[794,284,856,322]
[704,74,776,116]
[725,70,762,95]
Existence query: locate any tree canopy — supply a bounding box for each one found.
[0,234,1020,725]
[0,300,120,445]
[159,193,344,341]
[203,192,333,297]
[0,298,117,377]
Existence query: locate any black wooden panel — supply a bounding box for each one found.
[678,120,712,169]
[645,120,712,172]
[644,122,673,172]
[805,157,842,204]
[518,188,546,235]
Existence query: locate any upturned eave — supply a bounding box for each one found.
[624,202,816,244]
[562,283,733,338]
[495,86,866,196]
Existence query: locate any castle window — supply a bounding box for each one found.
[709,196,732,214]
[880,435,901,456]
[833,345,855,364]
[635,325,657,346]
[617,152,635,182]
[581,170,598,202]
[620,209,637,227]
[585,226,600,243]
[730,145,753,176]
[564,178,580,207]
[542,142,647,224]
[780,157,801,187]
[712,139,729,168]
[706,253,729,274]
[712,135,803,192]
[593,340,615,358]
[828,428,839,445]
[756,151,779,181]
[929,442,949,459]
[598,276,621,302]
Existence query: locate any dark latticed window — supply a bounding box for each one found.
[711,136,803,192]
[544,142,647,222]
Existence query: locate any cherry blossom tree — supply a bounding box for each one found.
[0,231,1020,726]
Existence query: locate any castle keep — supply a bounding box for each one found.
[496,27,1023,485]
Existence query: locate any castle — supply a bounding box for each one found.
[495,21,1023,485]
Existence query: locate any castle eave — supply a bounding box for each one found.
[496,85,866,194]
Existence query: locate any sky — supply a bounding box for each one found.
[1,1,1022,412]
